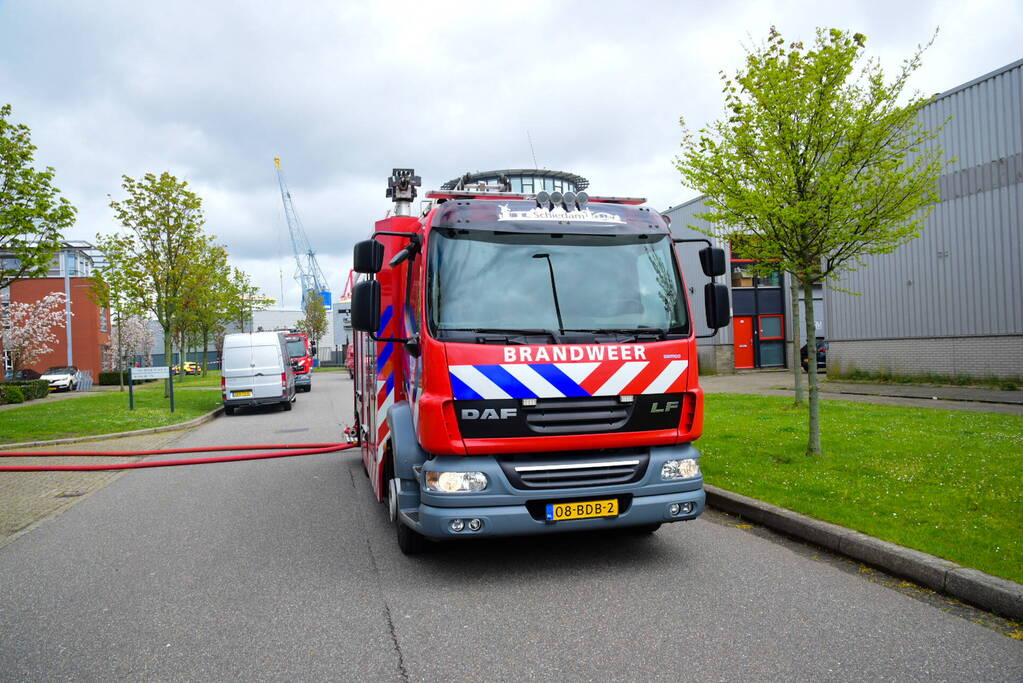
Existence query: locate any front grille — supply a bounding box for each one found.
[523,397,632,434]
[499,451,649,490]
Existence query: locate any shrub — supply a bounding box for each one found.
[9,380,50,399]
[97,371,147,386]
[0,385,26,405]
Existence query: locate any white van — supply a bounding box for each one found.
[221,332,296,415]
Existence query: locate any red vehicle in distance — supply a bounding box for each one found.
[284,331,314,392]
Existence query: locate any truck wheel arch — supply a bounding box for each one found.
[386,401,428,480]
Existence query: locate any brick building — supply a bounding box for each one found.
[1,241,111,381]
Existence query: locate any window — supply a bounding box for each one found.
[731,263,756,288]
[428,230,689,337]
[520,177,534,193]
[510,177,523,193]
[100,309,108,333]
[757,270,781,287]
[758,314,783,339]
[759,342,785,366]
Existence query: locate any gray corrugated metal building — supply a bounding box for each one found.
[665,58,1022,379]
[824,58,1022,380]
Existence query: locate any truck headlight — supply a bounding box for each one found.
[425,471,488,493]
[661,458,700,480]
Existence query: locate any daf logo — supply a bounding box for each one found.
[650,401,680,414]
[461,408,518,420]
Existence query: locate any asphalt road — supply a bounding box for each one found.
[1,371,1020,680]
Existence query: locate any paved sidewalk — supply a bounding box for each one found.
[701,370,1023,415]
[0,430,188,550]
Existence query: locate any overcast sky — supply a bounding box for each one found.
[1,0,1020,309]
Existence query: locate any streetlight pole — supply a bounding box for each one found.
[63,250,73,366]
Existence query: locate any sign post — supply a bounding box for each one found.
[129,366,172,412]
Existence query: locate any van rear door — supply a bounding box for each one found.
[250,343,284,400]
[223,342,253,397]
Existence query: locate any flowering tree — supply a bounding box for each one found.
[1,292,69,371]
[103,315,154,371]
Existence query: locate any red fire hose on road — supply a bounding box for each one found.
[0,442,356,472]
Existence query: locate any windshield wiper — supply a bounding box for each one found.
[563,327,669,341]
[439,327,557,345]
[442,327,554,335]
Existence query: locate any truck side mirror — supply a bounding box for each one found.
[353,239,384,274]
[351,280,381,332]
[704,282,731,329]
[699,246,727,277]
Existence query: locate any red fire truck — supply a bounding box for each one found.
[349,169,730,553]
[283,331,314,392]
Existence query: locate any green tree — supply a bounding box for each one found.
[296,291,328,347]
[676,27,946,456]
[179,239,234,376]
[102,173,207,397]
[90,264,145,391]
[0,104,76,289]
[225,267,267,334]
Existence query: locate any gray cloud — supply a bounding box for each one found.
[2,0,1019,308]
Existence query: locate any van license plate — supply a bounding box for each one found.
[232,390,252,398]
[546,498,618,521]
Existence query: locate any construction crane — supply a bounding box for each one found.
[274,157,331,309]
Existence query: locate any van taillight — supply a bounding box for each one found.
[221,375,226,396]
[281,372,287,392]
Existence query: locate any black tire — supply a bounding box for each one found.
[282,400,292,411]
[629,523,662,534]
[395,515,429,555]
[387,471,428,555]
[224,405,235,416]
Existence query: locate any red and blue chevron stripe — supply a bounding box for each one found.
[449,359,688,400]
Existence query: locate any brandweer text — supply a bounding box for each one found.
[502,345,648,363]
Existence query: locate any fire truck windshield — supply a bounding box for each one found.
[427,228,689,340]
[285,338,307,356]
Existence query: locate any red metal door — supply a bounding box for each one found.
[734,316,754,369]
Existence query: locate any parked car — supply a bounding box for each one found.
[41,366,80,392]
[13,368,42,381]
[221,332,296,415]
[800,337,828,372]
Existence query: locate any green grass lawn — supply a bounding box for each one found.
[0,385,222,445]
[700,394,1023,583]
[169,370,223,387]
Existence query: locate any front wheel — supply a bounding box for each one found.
[389,477,428,555]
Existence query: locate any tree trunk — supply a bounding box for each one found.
[201,328,209,376]
[802,281,822,456]
[117,308,125,392]
[789,273,803,405]
[163,325,172,398]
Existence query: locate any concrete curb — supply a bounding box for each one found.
[0,407,224,451]
[705,485,1023,620]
